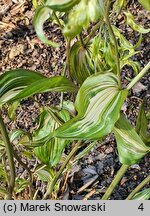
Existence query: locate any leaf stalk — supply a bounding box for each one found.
[101,164,129,200]
[127,61,150,90]
[0,111,15,199]
[43,140,82,199]
[13,150,33,199]
[126,175,150,200]
[105,1,120,79]
[84,21,102,46]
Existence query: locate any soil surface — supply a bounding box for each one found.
[0,0,150,200]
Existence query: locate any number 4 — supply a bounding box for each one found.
[138,203,144,211]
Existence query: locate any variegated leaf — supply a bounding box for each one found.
[0,69,45,105]
[124,11,150,34]
[44,0,80,12]
[9,129,28,143]
[0,69,77,104]
[35,167,54,182]
[54,72,128,140]
[69,38,107,84]
[112,0,126,16]
[63,0,102,38]
[112,25,142,52]
[33,6,59,47]
[62,100,76,116]
[114,113,150,165]
[132,188,150,200]
[34,109,70,167]
[9,76,78,103]
[136,101,150,145]
[70,42,96,84]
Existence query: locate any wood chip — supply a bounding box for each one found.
[83,189,96,200]
[77,175,98,194]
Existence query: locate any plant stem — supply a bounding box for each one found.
[105,1,120,78]
[43,140,82,199]
[2,154,9,183]
[84,21,102,46]
[126,175,150,200]
[127,61,150,90]
[13,150,33,199]
[65,38,71,76]
[60,38,71,108]
[101,164,129,200]
[79,33,85,47]
[0,111,15,200]
[53,11,63,29]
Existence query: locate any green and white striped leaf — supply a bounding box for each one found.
[54,72,128,140]
[44,0,80,12]
[0,69,45,105]
[0,69,77,104]
[0,139,5,157]
[7,101,20,120]
[70,42,96,84]
[9,76,78,103]
[34,166,59,191]
[124,11,150,34]
[61,100,76,116]
[114,113,150,165]
[63,0,102,38]
[35,168,54,182]
[112,0,127,17]
[33,6,59,47]
[69,38,107,84]
[132,188,150,200]
[136,101,150,145]
[34,108,70,167]
[121,60,140,75]
[9,129,28,143]
[112,26,142,52]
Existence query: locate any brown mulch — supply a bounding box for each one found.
[0,0,150,200]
